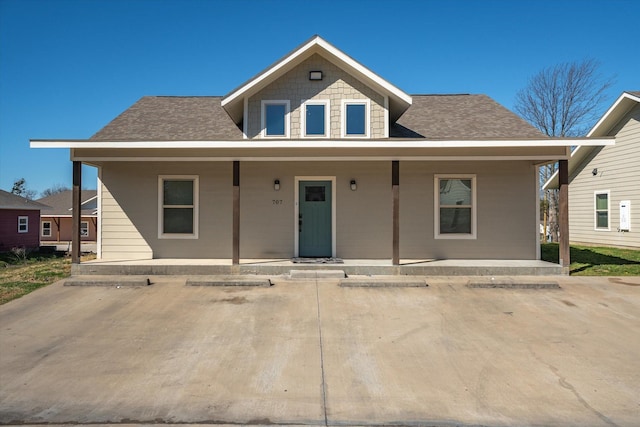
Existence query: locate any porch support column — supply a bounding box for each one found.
[72,161,82,264]
[232,161,240,265]
[558,159,570,271]
[392,160,399,265]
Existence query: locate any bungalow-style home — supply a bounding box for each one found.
[31,36,611,271]
[0,189,50,252]
[36,190,98,245]
[545,91,639,249]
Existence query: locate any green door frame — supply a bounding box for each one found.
[294,176,336,257]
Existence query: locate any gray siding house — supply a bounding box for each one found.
[31,36,610,265]
[546,91,640,249]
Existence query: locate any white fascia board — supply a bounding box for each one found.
[30,138,613,149]
[221,36,412,108]
[587,92,640,137]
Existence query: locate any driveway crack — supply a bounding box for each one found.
[315,278,329,426]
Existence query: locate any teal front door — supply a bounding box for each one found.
[299,181,332,257]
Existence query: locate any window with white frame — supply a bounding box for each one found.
[434,175,476,239]
[80,221,89,237]
[42,221,52,237]
[18,216,28,233]
[159,176,199,238]
[261,100,290,138]
[301,99,330,137]
[341,99,370,137]
[594,191,610,230]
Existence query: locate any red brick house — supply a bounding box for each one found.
[0,190,50,252]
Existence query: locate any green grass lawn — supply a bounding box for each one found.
[541,243,640,276]
[0,251,73,304]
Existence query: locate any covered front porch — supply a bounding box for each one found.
[71,257,563,276]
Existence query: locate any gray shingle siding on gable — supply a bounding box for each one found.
[89,94,545,141]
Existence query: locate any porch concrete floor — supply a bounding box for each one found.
[72,258,563,276]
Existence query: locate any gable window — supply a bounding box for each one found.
[595,191,610,230]
[80,221,89,237]
[18,216,28,233]
[42,221,52,237]
[261,100,290,138]
[434,175,476,239]
[301,100,330,137]
[342,99,370,138]
[158,176,199,239]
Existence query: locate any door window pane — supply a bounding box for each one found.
[306,104,325,135]
[305,186,326,202]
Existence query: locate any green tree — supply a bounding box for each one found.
[10,178,37,200]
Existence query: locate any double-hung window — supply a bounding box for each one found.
[341,99,370,138]
[435,175,476,239]
[594,191,610,230]
[42,221,52,237]
[18,216,28,233]
[261,100,290,138]
[159,176,199,239]
[301,99,330,138]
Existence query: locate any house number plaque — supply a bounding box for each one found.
[272,199,283,205]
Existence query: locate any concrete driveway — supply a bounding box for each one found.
[0,275,639,426]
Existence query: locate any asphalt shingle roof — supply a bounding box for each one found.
[89,94,545,141]
[36,190,97,216]
[0,190,50,210]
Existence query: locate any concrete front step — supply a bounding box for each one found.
[72,260,564,277]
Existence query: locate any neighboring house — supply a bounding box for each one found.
[36,190,98,243]
[546,91,640,249]
[31,36,609,263]
[0,189,50,252]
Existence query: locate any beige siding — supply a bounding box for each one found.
[246,54,386,139]
[569,104,640,248]
[98,160,538,260]
[401,161,537,259]
[100,162,233,259]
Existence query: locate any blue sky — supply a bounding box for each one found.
[0,0,637,195]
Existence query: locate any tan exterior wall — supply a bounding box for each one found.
[100,162,233,260]
[97,160,538,260]
[40,216,97,242]
[568,104,640,248]
[400,161,537,259]
[246,54,386,139]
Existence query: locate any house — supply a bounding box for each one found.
[545,91,640,249]
[30,36,611,269]
[0,189,50,252]
[36,190,98,245]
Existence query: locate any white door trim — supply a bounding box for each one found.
[294,176,336,257]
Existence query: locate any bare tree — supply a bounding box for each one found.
[514,59,614,242]
[10,178,37,200]
[40,184,70,198]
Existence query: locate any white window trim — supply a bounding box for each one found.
[80,221,89,237]
[594,190,610,231]
[341,99,370,138]
[18,216,28,233]
[158,175,199,239]
[434,174,477,240]
[300,99,330,138]
[41,220,52,237]
[261,100,290,138]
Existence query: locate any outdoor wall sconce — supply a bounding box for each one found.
[350,180,357,191]
[592,168,598,176]
[309,70,323,81]
[274,179,280,191]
